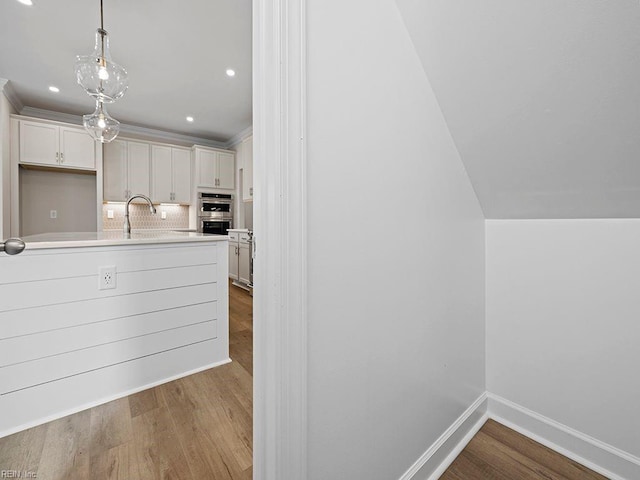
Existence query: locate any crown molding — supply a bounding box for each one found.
[0,79,24,112]
[20,106,83,125]
[225,125,253,149]
[19,106,227,149]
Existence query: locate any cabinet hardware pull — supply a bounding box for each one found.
[60,153,64,163]
[56,152,59,162]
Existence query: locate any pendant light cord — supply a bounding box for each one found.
[100,0,105,63]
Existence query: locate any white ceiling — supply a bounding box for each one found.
[395,0,640,218]
[0,0,252,143]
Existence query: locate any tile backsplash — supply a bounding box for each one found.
[102,203,190,230]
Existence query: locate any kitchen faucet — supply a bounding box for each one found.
[124,194,157,234]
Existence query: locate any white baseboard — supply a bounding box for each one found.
[401,391,640,480]
[487,393,640,480]
[399,392,488,480]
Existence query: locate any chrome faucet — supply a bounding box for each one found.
[124,194,156,234]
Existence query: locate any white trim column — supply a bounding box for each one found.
[253,0,307,479]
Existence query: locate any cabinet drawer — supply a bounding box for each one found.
[229,232,240,242]
[239,233,251,244]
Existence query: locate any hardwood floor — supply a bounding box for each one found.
[0,282,253,480]
[441,419,609,480]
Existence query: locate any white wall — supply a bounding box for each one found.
[486,219,640,459]
[19,169,97,236]
[0,86,16,239]
[306,1,486,479]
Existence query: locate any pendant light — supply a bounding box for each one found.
[83,100,120,143]
[75,0,128,103]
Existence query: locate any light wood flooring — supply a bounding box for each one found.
[441,419,609,480]
[0,282,253,480]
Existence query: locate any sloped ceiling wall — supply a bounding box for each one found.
[395,0,640,218]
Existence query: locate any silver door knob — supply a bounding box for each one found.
[1,238,26,255]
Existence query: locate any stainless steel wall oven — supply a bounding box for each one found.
[197,193,233,235]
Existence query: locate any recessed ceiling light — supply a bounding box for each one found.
[17,0,33,5]
[186,116,194,123]
[48,86,60,93]
[226,69,236,77]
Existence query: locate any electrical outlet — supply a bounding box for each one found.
[99,266,117,290]
[50,210,57,219]
[161,211,167,219]
[107,209,114,219]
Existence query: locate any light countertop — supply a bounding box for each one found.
[21,231,228,250]
[227,228,251,233]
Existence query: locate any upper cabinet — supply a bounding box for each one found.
[151,145,191,204]
[103,140,151,201]
[194,146,235,190]
[18,119,97,171]
[105,139,192,204]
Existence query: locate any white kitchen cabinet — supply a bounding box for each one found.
[239,242,251,285]
[228,230,252,287]
[103,140,127,201]
[194,146,235,190]
[217,151,235,189]
[128,142,151,197]
[151,145,191,203]
[229,233,239,281]
[104,140,150,201]
[172,148,191,203]
[19,120,96,170]
[59,127,96,169]
[241,135,254,202]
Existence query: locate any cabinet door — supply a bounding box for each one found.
[229,243,239,280]
[242,136,253,201]
[127,141,151,197]
[59,127,96,170]
[151,145,173,203]
[19,121,59,166]
[217,151,235,190]
[172,148,192,204]
[196,149,217,188]
[238,243,251,284]
[103,140,128,201]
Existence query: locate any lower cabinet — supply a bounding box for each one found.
[229,240,239,281]
[229,231,252,287]
[239,242,251,285]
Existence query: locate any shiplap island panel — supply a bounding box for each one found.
[0,232,229,437]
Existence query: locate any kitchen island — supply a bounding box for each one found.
[0,231,229,437]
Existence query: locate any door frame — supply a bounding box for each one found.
[253,1,308,479]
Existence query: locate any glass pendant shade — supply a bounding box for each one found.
[75,28,129,103]
[83,101,120,143]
